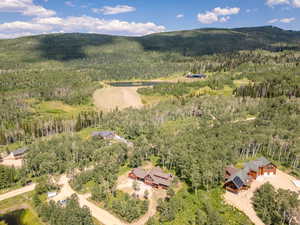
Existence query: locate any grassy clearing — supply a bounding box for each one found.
[234,78,251,87]
[192,85,234,96]
[33,100,94,117]
[140,94,171,106]
[20,209,43,225]
[0,193,44,225]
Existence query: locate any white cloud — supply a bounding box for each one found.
[0,0,55,17]
[197,7,240,24]
[266,0,290,7]
[0,21,51,32]
[268,18,279,23]
[268,17,295,23]
[0,16,166,38]
[198,12,219,24]
[212,7,240,16]
[280,17,295,23]
[176,14,184,19]
[291,0,300,7]
[65,1,75,7]
[92,5,136,15]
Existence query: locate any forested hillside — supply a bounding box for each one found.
[0,26,300,225]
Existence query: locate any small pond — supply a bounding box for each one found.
[0,209,40,225]
[108,81,170,87]
[0,209,25,225]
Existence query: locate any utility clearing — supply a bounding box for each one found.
[93,87,143,111]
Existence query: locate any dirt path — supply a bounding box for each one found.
[93,87,143,111]
[224,170,300,225]
[54,175,156,225]
[0,184,36,202]
[232,117,256,123]
[0,154,23,168]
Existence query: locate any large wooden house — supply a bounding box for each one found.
[224,157,277,193]
[129,167,173,189]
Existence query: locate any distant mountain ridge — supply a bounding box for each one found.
[139,26,300,56]
[1,26,300,60]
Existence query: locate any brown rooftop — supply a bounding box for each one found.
[132,168,148,179]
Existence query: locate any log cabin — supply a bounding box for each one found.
[129,167,173,189]
[224,157,277,193]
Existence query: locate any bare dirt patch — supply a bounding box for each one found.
[93,87,143,111]
[0,155,23,168]
[224,170,300,225]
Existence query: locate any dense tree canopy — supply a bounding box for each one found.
[252,183,300,225]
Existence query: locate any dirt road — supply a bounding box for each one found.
[93,87,143,111]
[54,175,156,225]
[0,154,23,168]
[224,170,300,225]
[0,183,36,202]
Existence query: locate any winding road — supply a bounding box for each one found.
[52,175,156,225]
[0,183,36,202]
[0,175,156,225]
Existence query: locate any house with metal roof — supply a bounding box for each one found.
[92,131,133,147]
[11,147,28,159]
[224,157,277,193]
[92,131,116,139]
[129,167,173,189]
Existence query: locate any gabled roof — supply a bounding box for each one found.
[92,131,115,138]
[244,157,272,172]
[225,166,239,176]
[149,167,172,180]
[149,175,171,187]
[227,168,250,188]
[132,168,147,179]
[131,167,173,187]
[148,167,172,187]
[225,157,275,189]
[12,147,28,156]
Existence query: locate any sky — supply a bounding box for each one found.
[0,0,299,38]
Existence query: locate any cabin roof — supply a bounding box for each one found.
[132,168,148,179]
[244,157,272,172]
[225,157,275,189]
[92,131,115,138]
[150,175,171,186]
[225,166,239,175]
[227,168,249,186]
[149,167,172,180]
[131,167,173,187]
[12,147,28,156]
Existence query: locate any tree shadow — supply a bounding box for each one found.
[35,33,116,61]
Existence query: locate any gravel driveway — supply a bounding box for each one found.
[224,169,300,225]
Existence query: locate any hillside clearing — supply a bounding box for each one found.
[93,87,143,111]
